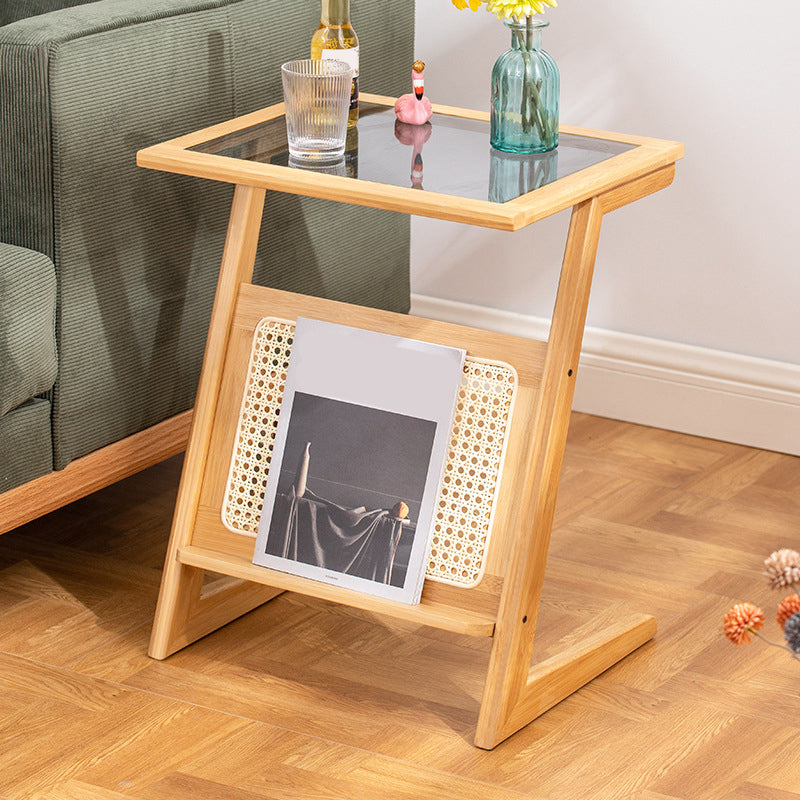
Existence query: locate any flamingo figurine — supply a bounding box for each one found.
[394,60,433,125]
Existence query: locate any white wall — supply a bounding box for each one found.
[412,1,800,452]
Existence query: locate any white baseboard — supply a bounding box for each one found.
[410,294,800,456]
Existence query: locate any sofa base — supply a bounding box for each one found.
[0,409,191,535]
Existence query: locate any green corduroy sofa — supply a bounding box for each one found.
[0,0,414,533]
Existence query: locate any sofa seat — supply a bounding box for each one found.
[0,242,57,492]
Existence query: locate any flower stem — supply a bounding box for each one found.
[752,629,800,662]
[525,16,547,136]
[512,17,548,141]
[512,25,532,134]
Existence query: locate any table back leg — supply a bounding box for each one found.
[149,185,276,660]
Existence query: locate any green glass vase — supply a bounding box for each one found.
[490,19,559,154]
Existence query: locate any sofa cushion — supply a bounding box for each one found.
[0,398,53,492]
[0,0,96,27]
[0,243,57,418]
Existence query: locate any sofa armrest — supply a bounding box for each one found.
[0,242,57,418]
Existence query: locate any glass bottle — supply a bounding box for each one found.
[490,19,559,154]
[311,0,359,128]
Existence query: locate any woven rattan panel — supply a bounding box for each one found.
[222,318,517,588]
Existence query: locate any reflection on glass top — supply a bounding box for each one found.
[191,102,636,204]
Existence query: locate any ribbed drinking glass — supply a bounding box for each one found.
[281,58,353,162]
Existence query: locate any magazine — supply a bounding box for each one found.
[252,317,465,604]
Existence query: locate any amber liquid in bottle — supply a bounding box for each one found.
[310,0,359,128]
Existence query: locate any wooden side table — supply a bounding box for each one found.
[137,94,683,749]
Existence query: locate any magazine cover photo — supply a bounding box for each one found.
[263,392,436,590]
[252,317,465,604]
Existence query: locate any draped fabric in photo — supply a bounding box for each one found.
[266,488,407,586]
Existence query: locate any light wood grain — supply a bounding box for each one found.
[136,95,683,231]
[149,184,268,660]
[232,284,548,388]
[2,415,799,798]
[0,410,191,536]
[172,286,555,642]
[139,106,683,747]
[506,612,657,735]
[476,197,610,749]
[137,142,520,230]
[599,164,676,215]
[178,545,496,638]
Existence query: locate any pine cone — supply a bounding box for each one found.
[763,549,800,590]
[784,612,800,654]
[777,594,800,629]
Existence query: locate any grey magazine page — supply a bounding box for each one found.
[252,317,465,604]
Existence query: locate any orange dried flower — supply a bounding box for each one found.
[777,594,800,629]
[724,602,765,645]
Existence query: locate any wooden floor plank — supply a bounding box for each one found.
[30,780,137,800]
[724,786,800,800]
[1,415,799,798]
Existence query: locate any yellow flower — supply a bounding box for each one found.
[450,0,557,18]
[488,0,557,19]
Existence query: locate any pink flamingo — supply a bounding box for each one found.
[394,60,433,126]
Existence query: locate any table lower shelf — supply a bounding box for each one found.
[178,545,497,638]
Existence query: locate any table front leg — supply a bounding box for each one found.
[149,184,282,660]
[475,195,656,748]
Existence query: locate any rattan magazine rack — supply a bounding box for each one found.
[139,96,682,749]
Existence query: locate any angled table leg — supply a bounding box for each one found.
[475,193,658,749]
[149,184,283,660]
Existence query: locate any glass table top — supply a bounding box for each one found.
[191,102,636,205]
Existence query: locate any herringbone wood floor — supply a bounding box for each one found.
[1,414,798,800]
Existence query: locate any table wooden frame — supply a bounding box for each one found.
[137,94,683,749]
